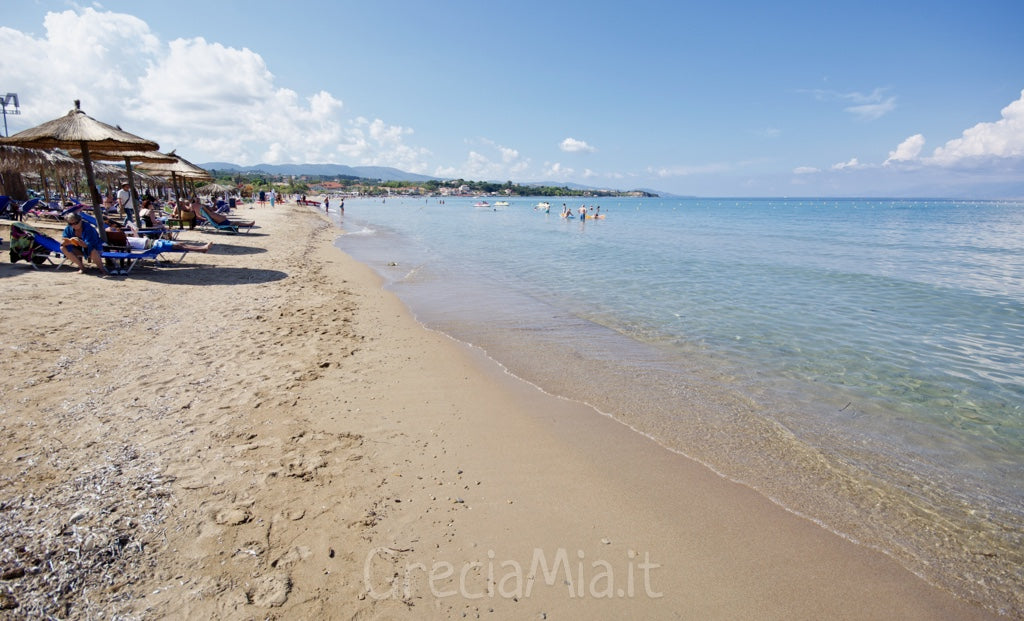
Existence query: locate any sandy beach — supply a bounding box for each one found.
[0,202,1001,620]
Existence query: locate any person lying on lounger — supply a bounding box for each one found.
[106,221,213,253]
[191,198,254,227]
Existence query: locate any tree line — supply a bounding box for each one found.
[207,170,656,198]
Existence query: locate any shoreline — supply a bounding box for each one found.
[0,201,1001,618]
[336,195,1023,618]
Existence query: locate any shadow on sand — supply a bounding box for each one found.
[0,261,287,286]
[206,243,268,257]
[116,264,287,285]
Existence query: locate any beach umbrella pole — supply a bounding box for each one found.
[123,157,143,228]
[78,141,107,242]
[39,167,50,203]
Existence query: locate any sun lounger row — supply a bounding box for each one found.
[8,222,188,274]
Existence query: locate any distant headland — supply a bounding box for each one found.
[203,161,660,198]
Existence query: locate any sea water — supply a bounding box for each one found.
[334,196,1024,614]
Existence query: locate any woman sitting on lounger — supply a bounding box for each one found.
[171,199,196,229]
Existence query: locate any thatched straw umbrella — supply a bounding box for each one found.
[0,100,158,239]
[0,145,82,200]
[41,150,87,203]
[0,144,77,173]
[71,149,177,226]
[197,182,234,194]
[137,150,212,203]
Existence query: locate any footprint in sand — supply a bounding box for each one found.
[214,507,251,526]
[281,431,364,480]
[283,452,327,480]
[247,571,291,607]
[280,507,305,521]
[271,545,312,569]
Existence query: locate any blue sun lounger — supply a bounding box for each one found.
[30,229,186,274]
[27,229,69,269]
[198,205,254,234]
[101,246,185,274]
[73,210,179,241]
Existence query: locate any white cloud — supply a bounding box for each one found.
[929,89,1024,164]
[499,146,519,163]
[651,163,732,177]
[560,137,595,153]
[346,118,431,172]
[885,134,926,165]
[445,148,526,181]
[874,90,1024,173]
[831,158,862,170]
[0,8,160,124]
[0,7,428,169]
[807,87,896,121]
[846,98,896,121]
[464,151,495,178]
[793,166,820,174]
[444,139,530,180]
[543,162,574,178]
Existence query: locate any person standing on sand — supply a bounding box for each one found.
[117,182,135,225]
[269,189,276,207]
[324,196,330,212]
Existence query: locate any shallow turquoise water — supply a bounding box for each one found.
[336,196,1024,613]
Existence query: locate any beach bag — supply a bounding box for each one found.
[8,222,48,265]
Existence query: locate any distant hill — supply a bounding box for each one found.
[524,181,663,196]
[525,180,619,191]
[200,162,673,195]
[201,162,437,183]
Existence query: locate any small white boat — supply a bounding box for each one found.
[473,201,490,208]
[535,202,551,210]
[494,201,510,207]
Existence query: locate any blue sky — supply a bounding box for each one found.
[3,1,1023,197]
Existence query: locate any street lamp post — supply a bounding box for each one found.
[2,93,21,137]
